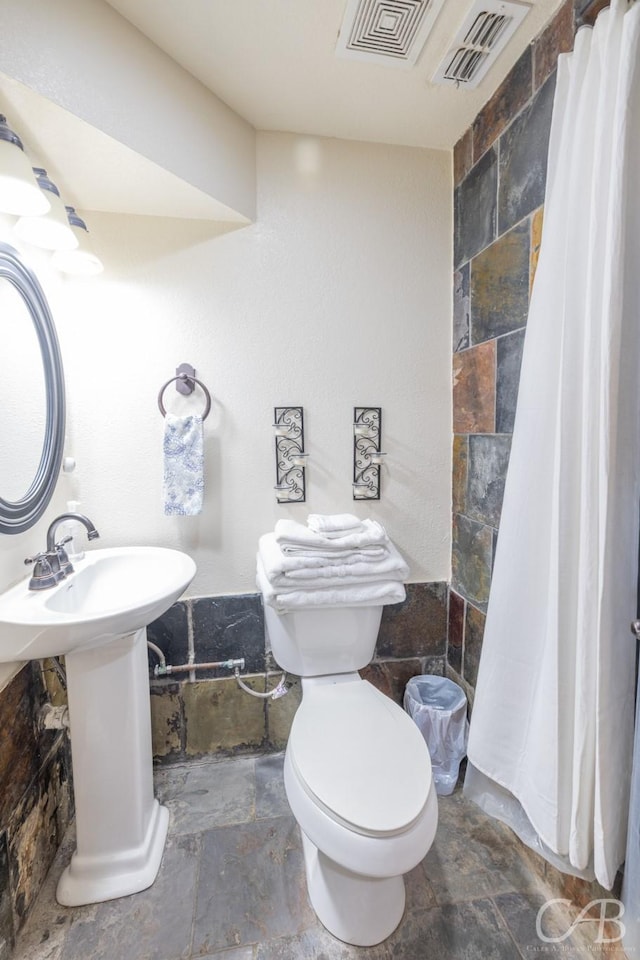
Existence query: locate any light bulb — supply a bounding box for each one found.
[14,169,78,251]
[0,117,50,217]
[52,207,103,276]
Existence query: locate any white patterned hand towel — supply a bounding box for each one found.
[163,414,204,516]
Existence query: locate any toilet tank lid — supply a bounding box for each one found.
[289,679,432,836]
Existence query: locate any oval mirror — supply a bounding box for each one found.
[0,242,65,534]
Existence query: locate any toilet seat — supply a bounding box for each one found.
[288,679,432,838]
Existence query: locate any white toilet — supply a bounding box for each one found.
[261,599,438,947]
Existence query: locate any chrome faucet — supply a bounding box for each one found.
[46,512,99,554]
[25,513,100,590]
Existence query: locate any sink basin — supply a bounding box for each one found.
[0,546,196,662]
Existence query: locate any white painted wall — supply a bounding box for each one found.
[0,0,256,221]
[0,131,452,682]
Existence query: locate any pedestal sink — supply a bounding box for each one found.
[0,546,196,906]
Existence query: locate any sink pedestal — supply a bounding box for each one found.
[0,545,196,903]
[56,627,168,906]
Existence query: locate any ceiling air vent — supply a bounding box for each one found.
[336,0,447,68]
[432,0,531,88]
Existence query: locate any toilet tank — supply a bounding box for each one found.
[262,602,383,677]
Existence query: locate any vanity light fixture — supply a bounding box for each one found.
[0,116,50,217]
[14,168,78,252]
[52,207,103,276]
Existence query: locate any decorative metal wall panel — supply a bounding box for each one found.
[273,406,306,503]
[353,406,383,500]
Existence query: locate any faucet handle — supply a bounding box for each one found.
[54,536,75,577]
[24,550,50,567]
[24,551,63,590]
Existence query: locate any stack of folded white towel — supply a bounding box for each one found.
[257,513,409,613]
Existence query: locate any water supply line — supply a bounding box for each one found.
[37,655,68,690]
[151,653,245,677]
[147,641,166,672]
[147,642,289,699]
[234,666,289,700]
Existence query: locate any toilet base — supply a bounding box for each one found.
[300,829,405,946]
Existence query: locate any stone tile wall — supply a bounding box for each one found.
[448,0,577,699]
[147,582,448,763]
[0,662,73,957]
[448,0,624,913]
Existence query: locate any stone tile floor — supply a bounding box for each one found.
[13,753,609,959]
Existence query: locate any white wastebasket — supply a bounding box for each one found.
[404,676,469,796]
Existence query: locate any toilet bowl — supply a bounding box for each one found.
[284,675,438,945]
[260,596,438,947]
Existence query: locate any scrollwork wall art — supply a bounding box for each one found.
[353,407,384,500]
[273,406,307,503]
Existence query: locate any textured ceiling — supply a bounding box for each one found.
[105,0,564,150]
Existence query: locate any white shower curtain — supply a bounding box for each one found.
[464,0,640,890]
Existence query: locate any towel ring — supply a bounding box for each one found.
[157,374,212,421]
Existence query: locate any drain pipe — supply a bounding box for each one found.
[39,703,70,731]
